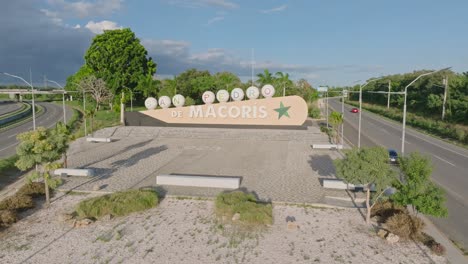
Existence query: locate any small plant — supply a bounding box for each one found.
[76,189,158,219]
[430,242,446,256]
[385,213,424,240]
[0,194,34,211]
[371,200,407,223]
[17,182,47,198]
[0,210,17,227]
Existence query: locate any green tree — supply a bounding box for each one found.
[65,65,94,99]
[15,127,64,205]
[329,111,343,143]
[84,28,156,99]
[213,71,242,92]
[135,75,160,98]
[334,147,396,223]
[256,69,275,87]
[175,69,212,100]
[50,122,70,168]
[391,152,448,217]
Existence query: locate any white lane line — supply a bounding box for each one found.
[431,178,466,206]
[7,133,17,138]
[362,109,468,159]
[433,154,456,167]
[380,128,390,135]
[0,142,18,152]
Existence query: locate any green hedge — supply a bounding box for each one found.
[347,101,468,145]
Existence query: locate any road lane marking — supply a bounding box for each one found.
[431,178,467,206]
[0,142,18,152]
[433,154,456,167]
[7,134,16,138]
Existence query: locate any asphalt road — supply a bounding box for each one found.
[0,101,22,116]
[328,99,468,249]
[0,101,73,159]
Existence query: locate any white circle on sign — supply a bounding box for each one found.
[261,84,275,98]
[230,88,244,101]
[144,97,158,110]
[158,96,172,108]
[172,94,185,107]
[202,91,215,104]
[216,90,229,103]
[246,86,260,100]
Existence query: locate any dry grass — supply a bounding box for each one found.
[385,213,425,240]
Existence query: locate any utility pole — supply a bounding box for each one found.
[326,91,329,128]
[341,89,345,147]
[442,77,448,120]
[387,80,391,109]
[120,91,125,124]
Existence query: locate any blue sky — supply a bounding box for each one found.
[1,0,467,86]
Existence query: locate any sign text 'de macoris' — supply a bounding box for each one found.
[140,95,308,126]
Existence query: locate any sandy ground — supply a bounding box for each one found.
[0,193,447,264]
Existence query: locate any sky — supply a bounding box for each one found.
[1,0,467,87]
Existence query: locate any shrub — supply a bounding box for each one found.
[17,182,47,198]
[430,242,446,256]
[215,191,273,227]
[0,210,17,227]
[0,194,34,211]
[371,200,407,222]
[76,189,158,219]
[385,213,425,240]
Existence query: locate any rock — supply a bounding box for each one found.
[92,184,102,191]
[100,214,113,221]
[75,218,94,228]
[221,215,228,222]
[57,212,75,222]
[386,233,399,244]
[377,229,388,239]
[287,221,298,230]
[232,213,240,221]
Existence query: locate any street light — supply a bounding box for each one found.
[401,67,450,155]
[357,77,384,148]
[1,72,36,130]
[45,79,66,123]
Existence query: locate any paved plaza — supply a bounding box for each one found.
[61,123,345,204]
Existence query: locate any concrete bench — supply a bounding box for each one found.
[86,137,112,143]
[322,179,376,191]
[54,168,94,177]
[156,174,240,189]
[312,144,343,150]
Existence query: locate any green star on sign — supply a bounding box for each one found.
[274,102,291,119]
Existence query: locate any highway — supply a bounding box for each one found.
[0,101,22,116]
[328,99,468,249]
[0,101,73,159]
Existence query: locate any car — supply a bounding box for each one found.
[388,149,398,164]
[351,108,359,113]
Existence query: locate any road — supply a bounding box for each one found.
[328,99,468,249]
[0,101,22,116]
[0,101,73,159]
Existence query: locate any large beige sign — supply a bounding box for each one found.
[140,95,308,126]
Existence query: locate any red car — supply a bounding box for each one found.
[351,108,359,113]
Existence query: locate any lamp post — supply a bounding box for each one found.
[1,72,36,130]
[401,67,450,155]
[341,88,345,147]
[45,79,66,123]
[357,77,383,148]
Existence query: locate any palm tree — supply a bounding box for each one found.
[256,69,274,86]
[275,72,294,96]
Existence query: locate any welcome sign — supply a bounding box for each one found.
[140,95,308,126]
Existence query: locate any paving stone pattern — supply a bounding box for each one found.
[62,125,345,203]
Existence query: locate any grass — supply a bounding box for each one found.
[76,189,158,219]
[215,191,273,228]
[0,155,18,174]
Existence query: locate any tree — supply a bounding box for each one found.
[213,71,242,92]
[65,65,94,99]
[50,122,70,168]
[334,147,396,223]
[275,72,293,96]
[256,69,274,87]
[391,152,448,217]
[135,75,160,98]
[15,127,64,205]
[84,28,156,99]
[329,111,343,143]
[80,76,111,112]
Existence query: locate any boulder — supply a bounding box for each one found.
[377,229,388,239]
[75,218,94,228]
[231,213,240,221]
[287,221,298,230]
[386,233,400,244]
[92,184,102,191]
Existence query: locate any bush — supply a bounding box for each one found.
[0,194,34,211]
[430,242,446,256]
[76,189,158,219]
[385,213,425,240]
[17,182,46,198]
[215,191,273,227]
[371,200,407,223]
[0,210,17,227]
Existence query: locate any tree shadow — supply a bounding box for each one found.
[308,155,336,177]
[111,145,168,169]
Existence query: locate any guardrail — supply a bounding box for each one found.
[0,102,31,127]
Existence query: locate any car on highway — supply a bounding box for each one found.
[388,149,398,164]
[351,108,359,113]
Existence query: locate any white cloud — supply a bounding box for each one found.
[142,39,191,57]
[165,0,238,9]
[85,20,122,34]
[261,5,287,14]
[47,0,123,18]
[207,16,224,25]
[40,9,63,25]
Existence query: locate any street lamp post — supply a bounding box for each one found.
[341,88,345,147]
[1,72,36,130]
[46,79,66,123]
[401,68,450,155]
[358,77,383,148]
